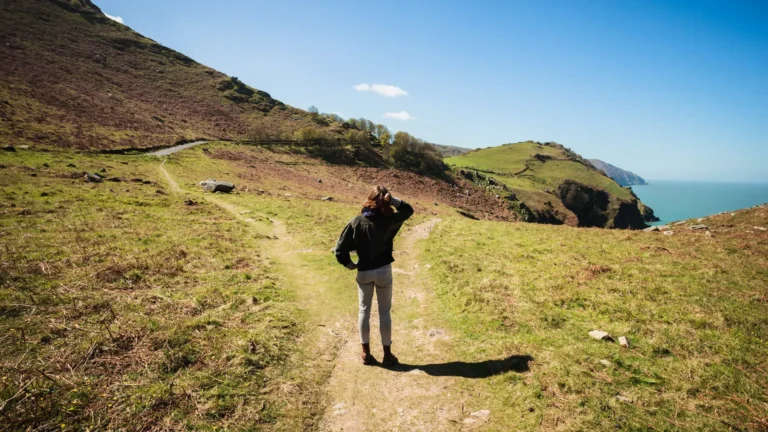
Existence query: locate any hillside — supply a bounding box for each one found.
[2,142,766,430]
[0,0,344,150]
[433,143,472,157]
[445,141,655,229]
[588,159,648,186]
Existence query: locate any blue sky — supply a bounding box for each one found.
[98,0,768,181]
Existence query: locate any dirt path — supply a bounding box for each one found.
[158,159,492,430]
[317,217,497,432]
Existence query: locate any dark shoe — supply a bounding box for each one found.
[382,345,398,367]
[361,343,375,365]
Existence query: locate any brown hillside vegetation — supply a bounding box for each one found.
[0,0,337,150]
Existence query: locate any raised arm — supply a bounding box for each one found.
[390,196,414,223]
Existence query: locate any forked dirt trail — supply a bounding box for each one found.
[318,217,494,432]
[159,159,492,430]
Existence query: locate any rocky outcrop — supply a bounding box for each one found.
[199,180,235,193]
[557,180,647,229]
[588,159,648,186]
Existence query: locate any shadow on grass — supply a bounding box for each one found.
[380,355,533,378]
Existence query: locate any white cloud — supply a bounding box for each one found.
[353,83,408,97]
[104,13,124,24]
[383,111,415,121]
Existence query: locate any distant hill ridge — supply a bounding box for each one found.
[588,159,648,186]
[445,141,657,229]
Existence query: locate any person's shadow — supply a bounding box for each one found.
[378,355,533,378]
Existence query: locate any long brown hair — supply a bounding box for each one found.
[363,185,394,216]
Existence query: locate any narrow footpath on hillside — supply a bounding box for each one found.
[158,155,501,431]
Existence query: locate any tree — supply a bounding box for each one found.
[307,105,319,114]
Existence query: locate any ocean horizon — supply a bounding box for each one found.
[631,180,768,225]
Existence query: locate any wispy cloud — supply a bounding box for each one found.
[354,83,408,97]
[104,13,124,24]
[383,111,415,121]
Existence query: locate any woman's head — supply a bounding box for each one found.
[363,185,393,216]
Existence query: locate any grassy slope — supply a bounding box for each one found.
[0,0,337,150]
[424,213,768,430]
[445,141,631,199]
[3,144,766,430]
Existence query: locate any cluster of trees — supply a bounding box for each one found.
[305,105,444,175]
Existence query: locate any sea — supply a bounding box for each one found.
[631,180,768,225]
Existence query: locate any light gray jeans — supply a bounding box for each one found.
[356,264,393,346]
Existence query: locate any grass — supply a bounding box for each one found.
[446,141,631,200]
[423,212,768,430]
[0,149,305,430]
[2,142,766,431]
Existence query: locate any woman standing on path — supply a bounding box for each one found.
[334,185,414,366]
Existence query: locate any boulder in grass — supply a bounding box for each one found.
[690,224,708,231]
[619,336,630,348]
[589,330,614,342]
[321,196,334,201]
[199,179,235,193]
[643,226,660,232]
[84,173,103,183]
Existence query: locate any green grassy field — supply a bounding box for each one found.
[424,215,768,430]
[2,143,766,431]
[445,141,632,200]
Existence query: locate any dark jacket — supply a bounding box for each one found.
[335,199,414,271]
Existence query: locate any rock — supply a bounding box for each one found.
[2,145,16,152]
[663,230,674,236]
[690,224,708,231]
[155,189,167,195]
[463,418,477,424]
[673,221,686,226]
[754,226,767,232]
[615,395,632,403]
[705,231,714,237]
[643,226,660,232]
[99,168,107,173]
[199,179,235,193]
[321,196,333,201]
[17,145,29,149]
[184,199,198,206]
[599,359,612,367]
[589,330,614,342]
[657,225,671,230]
[41,192,49,197]
[317,179,323,183]
[84,173,103,183]
[239,210,252,215]
[471,410,490,420]
[107,177,121,182]
[42,163,50,168]
[618,336,630,348]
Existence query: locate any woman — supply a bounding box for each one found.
[335,185,414,366]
